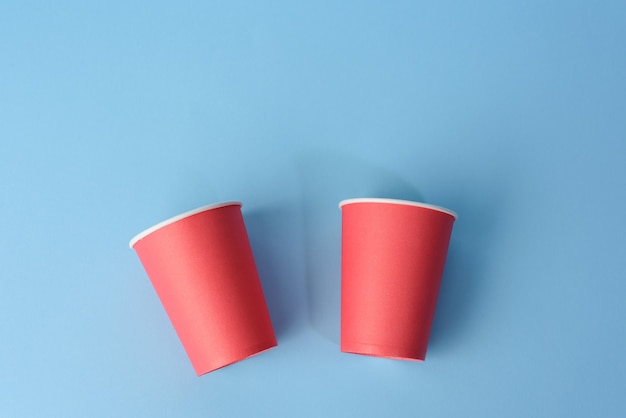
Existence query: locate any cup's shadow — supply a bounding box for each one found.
[244,206,302,338]
[298,153,423,344]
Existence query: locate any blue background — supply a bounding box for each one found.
[2,1,625,416]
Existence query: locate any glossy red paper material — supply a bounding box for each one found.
[340,199,456,361]
[131,203,277,375]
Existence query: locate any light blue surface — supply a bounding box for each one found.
[2,1,625,416]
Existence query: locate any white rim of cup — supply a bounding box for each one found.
[338,198,457,220]
[129,201,242,249]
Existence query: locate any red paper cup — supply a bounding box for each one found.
[129,202,277,375]
[339,198,457,361]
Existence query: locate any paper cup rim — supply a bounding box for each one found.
[129,201,242,249]
[338,198,457,220]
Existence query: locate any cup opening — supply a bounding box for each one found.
[129,201,243,249]
[338,198,457,220]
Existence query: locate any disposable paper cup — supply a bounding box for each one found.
[129,202,277,375]
[339,198,457,361]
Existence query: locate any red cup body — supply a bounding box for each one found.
[340,198,456,361]
[130,202,277,375]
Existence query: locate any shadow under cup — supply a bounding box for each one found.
[339,198,457,361]
[130,202,277,375]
